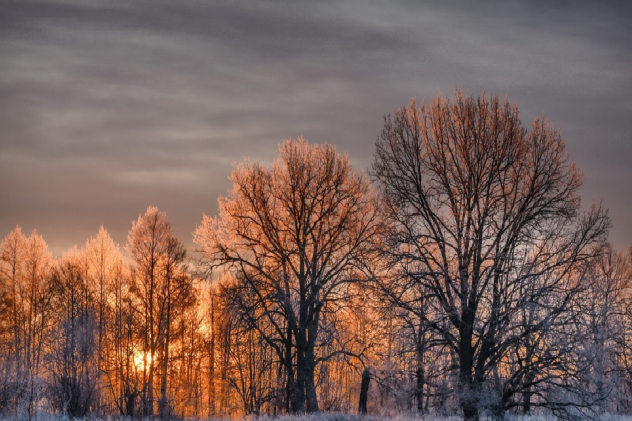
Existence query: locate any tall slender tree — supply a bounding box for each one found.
[22,231,54,421]
[0,227,27,414]
[127,206,193,418]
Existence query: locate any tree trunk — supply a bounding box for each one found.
[460,335,479,421]
[208,293,216,417]
[294,341,306,414]
[305,347,319,413]
[159,297,170,419]
[146,355,154,417]
[415,365,425,414]
[522,372,533,414]
[358,368,370,414]
[302,313,319,413]
[462,399,479,421]
[415,331,425,414]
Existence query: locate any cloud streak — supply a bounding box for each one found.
[1,0,631,253]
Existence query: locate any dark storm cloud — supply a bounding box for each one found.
[1,0,631,254]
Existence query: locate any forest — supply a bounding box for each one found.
[1,92,631,421]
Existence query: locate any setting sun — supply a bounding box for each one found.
[0,1,630,420]
[133,351,153,369]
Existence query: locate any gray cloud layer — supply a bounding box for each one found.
[1,0,631,255]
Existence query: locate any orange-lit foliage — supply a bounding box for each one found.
[0,98,630,420]
[195,138,380,414]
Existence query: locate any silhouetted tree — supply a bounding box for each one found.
[195,138,380,413]
[372,91,610,421]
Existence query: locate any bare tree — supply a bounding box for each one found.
[195,137,380,413]
[369,260,447,414]
[103,258,141,418]
[218,277,275,415]
[371,91,610,421]
[21,231,55,421]
[85,226,125,414]
[590,245,632,413]
[48,246,98,418]
[127,206,194,418]
[0,227,28,414]
[86,227,121,365]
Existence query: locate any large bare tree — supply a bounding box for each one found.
[371,91,610,420]
[195,138,380,413]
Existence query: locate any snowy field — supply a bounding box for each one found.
[252,414,632,421]
[6,413,632,421]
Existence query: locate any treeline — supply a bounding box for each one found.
[1,91,631,421]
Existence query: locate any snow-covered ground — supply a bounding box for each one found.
[250,413,632,421]
[4,413,632,421]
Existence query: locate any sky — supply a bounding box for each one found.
[1,0,631,256]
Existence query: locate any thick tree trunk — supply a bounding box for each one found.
[460,328,479,421]
[284,320,298,414]
[358,368,370,414]
[294,342,306,414]
[305,346,319,413]
[522,375,533,414]
[415,365,425,414]
[304,310,320,413]
[125,391,137,417]
[462,397,480,421]
[294,326,319,413]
